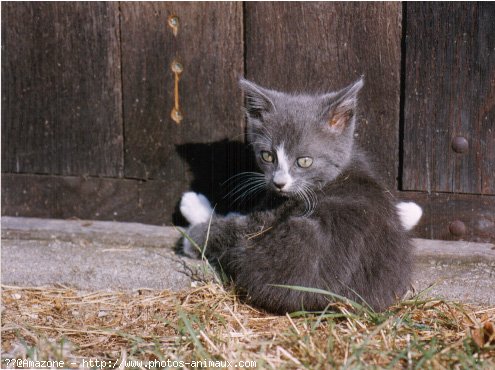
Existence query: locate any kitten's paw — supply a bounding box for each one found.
[182,236,200,258]
[396,202,423,231]
[180,223,207,259]
[180,192,213,225]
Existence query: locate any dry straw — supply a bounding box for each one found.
[2,283,494,369]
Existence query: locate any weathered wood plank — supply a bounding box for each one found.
[398,191,495,243]
[403,3,495,195]
[1,173,181,225]
[120,2,244,182]
[4,174,493,243]
[1,3,123,176]
[1,147,259,226]
[245,2,402,189]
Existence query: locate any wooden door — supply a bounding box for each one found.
[401,3,495,242]
[2,3,123,177]
[2,2,244,224]
[245,2,402,190]
[2,2,494,242]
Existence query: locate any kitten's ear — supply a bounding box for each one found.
[323,78,364,134]
[239,78,275,120]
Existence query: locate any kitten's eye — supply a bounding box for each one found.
[261,151,274,163]
[297,157,313,168]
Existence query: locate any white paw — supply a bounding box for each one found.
[180,192,213,225]
[396,202,423,231]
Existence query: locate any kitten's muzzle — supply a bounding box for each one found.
[273,180,287,191]
[272,181,292,196]
[272,171,293,192]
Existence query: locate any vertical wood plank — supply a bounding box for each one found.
[1,3,123,176]
[121,2,244,181]
[403,3,495,195]
[245,2,402,189]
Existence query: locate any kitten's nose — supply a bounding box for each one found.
[273,180,286,190]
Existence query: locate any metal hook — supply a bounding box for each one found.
[170,61,183,124]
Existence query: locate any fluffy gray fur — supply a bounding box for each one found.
[181,78,412,313]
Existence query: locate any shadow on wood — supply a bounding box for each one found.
[173,140,260,225]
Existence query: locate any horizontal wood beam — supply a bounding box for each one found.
[2,173,494,242]
[1,173,183,225]
[398,191,495,243]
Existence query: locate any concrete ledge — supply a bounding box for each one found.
[1,217,198,292]
[2,217,494,305]
[411,238,495,305]
[412,238,495,264]
[2,216,180,248]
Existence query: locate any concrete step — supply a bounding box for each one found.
[2,216,494,305]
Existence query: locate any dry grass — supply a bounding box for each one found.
[1,282,494,369]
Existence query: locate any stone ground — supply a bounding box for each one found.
[2,216,494,305]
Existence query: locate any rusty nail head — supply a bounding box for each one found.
[449,220,466,237]
[451,136,468,153]
[168,15,179,27]
[171,61,183,74]
[171,108,183,124]
[168,15,179,36]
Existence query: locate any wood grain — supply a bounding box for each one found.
[120,2,244,181]
[1,3,123,176]
[398,191,495,243]
[2,3,493,243]
[1,173,182,225]
[403,3,495,195]
[245,2,402,189]
[4,173,493,243]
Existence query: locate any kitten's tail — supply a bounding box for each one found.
[396,202,423,231]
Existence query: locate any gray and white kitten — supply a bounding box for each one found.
[179,78,422,313]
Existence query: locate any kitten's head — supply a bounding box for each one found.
[240,78,363,197]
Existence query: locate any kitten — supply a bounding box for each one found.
[179,78,422,313]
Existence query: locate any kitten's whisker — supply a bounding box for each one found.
[296,187,311,218]
[222,171,264,186]
[252,126,273,143]
[230,132,248,141]
[224,178,266,199]
[295,186,308,216]
[297,182,318,218]
[261,126,273,139]
[231,182,267,205]
[244,184,267,204]
[247,132,272,146]
[226,178,265,195]
[236,185,265,205]
[305,190,314,217]
[249,141,271,148]
[224,179,254,197]
[306,186,318,216]
[247,132,270,140]
[226,179,265,197]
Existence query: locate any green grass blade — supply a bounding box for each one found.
[270,284,371,313]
